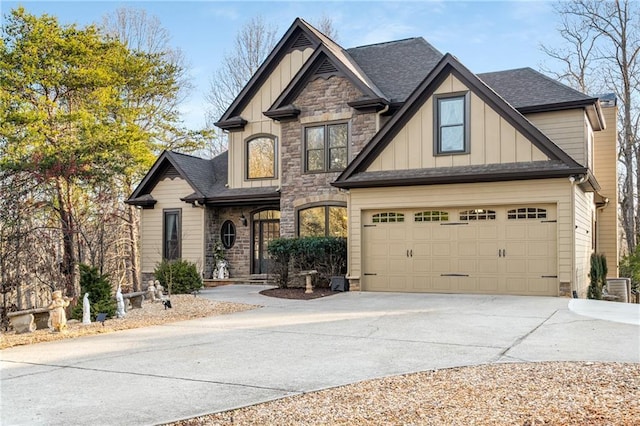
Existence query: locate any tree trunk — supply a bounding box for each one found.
[55,178,77,298]
[126,203,141,292]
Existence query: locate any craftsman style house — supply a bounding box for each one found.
[127,18,618,297]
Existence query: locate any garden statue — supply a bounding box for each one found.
[82,292,91,324]
[155,280,164,300]
[216,260,229,279]
[116,285,126,318]
[47,290,71,332]
[147,280,156,302]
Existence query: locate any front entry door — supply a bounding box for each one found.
[252,210,280,274]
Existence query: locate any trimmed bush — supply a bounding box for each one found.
[267,238,298,288]
[154,259,203,295]
[71,264,116,320]
[588,253,607,300]
[268,237,347,288]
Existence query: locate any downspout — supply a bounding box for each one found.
[376,104,390,132]
[569,174,588,297]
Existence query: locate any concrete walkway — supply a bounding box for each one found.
[2,286,639,426]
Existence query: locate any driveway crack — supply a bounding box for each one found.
[493,309,559,362]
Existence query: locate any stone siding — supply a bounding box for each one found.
[279,75,377,236]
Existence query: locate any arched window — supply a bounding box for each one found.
[372,212,405,223]
[507,207,547,220]
[298,205,347,237]
[220,220,236,249]
[246,136,276,179]
[459,209,496,221]
[414,211,449,222]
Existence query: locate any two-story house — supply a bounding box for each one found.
[127,18,618,297]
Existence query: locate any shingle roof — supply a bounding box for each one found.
[478,67,597,110]
[347,38,443,102]
[166,151,218,198]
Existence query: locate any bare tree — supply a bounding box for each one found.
[205,16,279,155]
[315,14,339,41]
[544,0,640,253]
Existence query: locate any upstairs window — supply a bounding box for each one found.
[163,209,181,260]
[247,136,276,179]
[305,123,348,172]
[435,92,470,155]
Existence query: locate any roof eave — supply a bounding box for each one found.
[332,167,588,189]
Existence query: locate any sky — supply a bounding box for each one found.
[2,1,566,130]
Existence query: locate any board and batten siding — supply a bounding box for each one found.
[140,177,204,275]
[573,185,595,297]
[526,109,588,167]
[228,48,314,189]
[366,74,549,172]
[593,104,619,274]
[347,179,576,294]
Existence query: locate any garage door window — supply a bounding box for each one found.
[415,211,449,222]
[507,207,547,220]
[459,209,496,220]
[372,212,404,223]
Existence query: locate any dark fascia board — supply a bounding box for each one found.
[126,151,205,202]
[263,104,301,120]
[266,46,386,115]
[518,99,605,131]
[124,196,157,208]
[189,192,281,207]
[347,97,389,112]
[336,53,583,184]
[216,18,321,125]
[332,166,588,189]
[214,116,248,131]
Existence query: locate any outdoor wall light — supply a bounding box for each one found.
[240,213,248,227]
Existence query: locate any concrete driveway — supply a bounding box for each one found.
[2,285,639,426]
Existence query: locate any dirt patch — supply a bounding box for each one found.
[260,287,341,300]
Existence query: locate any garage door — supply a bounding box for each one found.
[362,205,557,296]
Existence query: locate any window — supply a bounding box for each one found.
[459,209,496,221]
[372,212,405,223]
[220,220,236,249]
[507,207,547,220]
[415,211,449,222]
[304,123,348,172]
[298,205,347,237]
[247,136,276,179]
[435,92,470,155]
[163,209,181,260]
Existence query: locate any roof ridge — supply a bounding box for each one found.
[348,37,425,50]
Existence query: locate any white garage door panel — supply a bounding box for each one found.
[362,205,558,296]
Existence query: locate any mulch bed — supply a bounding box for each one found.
[260,287,340,300]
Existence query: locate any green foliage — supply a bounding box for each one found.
[267,238,298,288]
[620,245,640,292]
[71,264,116,320]
[588,253,608,300]
[268,237,347,289]
[154,259,202,295]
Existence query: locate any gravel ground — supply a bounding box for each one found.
[3,293,638,425]
[171,362,640,425]
[0,294,257,349]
